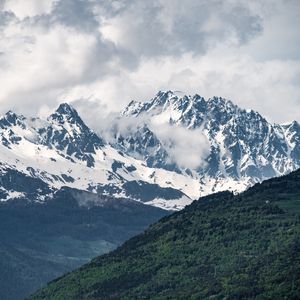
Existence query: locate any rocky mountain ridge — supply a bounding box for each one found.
[116,90,300,196]
[1,91,300,210]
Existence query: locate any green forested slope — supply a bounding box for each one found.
[30,170,300,300]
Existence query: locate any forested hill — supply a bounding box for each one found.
[30,169,300,300]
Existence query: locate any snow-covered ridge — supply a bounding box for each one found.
[0,103,197,210]
[1,92,300,210]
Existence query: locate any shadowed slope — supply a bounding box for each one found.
[0,187,169,300]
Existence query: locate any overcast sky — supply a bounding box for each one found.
[0,0,300,125]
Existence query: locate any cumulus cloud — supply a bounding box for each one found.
[150,122,210,169]
[98,0,263,57]
[0,0,299,126]
[83,106,210,169]
[3,0,57,18]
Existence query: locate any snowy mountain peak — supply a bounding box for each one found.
[122,91,270,132]
[115,90,300,201]
[122,90,207,119]
[207,96,236,111]
[54,103,83,124]
[0,102,194,210]
[153,90,199,106]
[50,103,86,127]
[56,103,77,115]
[0,110,25,128]
[284,120,300,130]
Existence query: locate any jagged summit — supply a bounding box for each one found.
[55,103,78,116]
[45,103,105,164]
[0,110,25,128]
[52,103,80,123]
[4,110,21,120]
[0,102,106,165]
[122,91,204,118]
[122,91,242,122]
[206,96,237,111]
[49,102,88,129]
[282,120,300,130]
[116,90,300,196]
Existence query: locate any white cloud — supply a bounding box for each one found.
[149,122,210,169]
[0,12,117,115]
[60,49,300,124]
[244,0,300,61]
[0,0,299,126]
[97,0,263,57]
[3,0,57,18]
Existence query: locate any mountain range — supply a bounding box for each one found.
[1,91,300,210]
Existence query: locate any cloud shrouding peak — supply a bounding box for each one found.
[0,0,299,125]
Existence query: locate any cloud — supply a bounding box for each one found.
[64,48,300,124]
[86,106,210,169]
[98,0,263,57]
[149,121,210,169]
[51,0,98,31]
[244,0,300,61]
[0,6,119,115]
[3,0,57,18]
[0,0,299,126]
